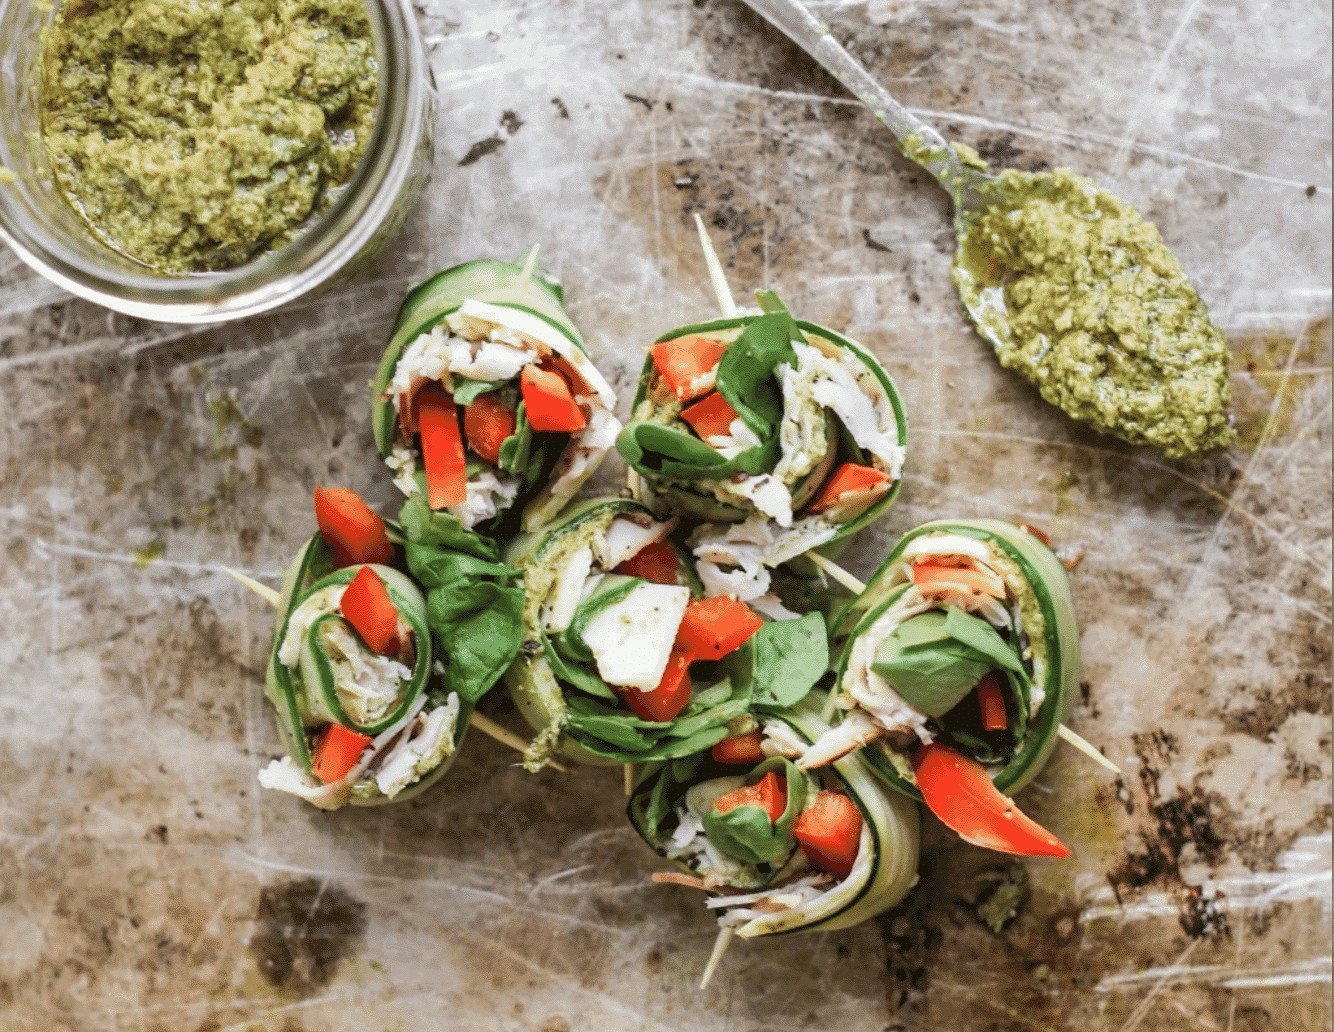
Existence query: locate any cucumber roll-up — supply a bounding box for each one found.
[802,520,1078,857]
[629,696,920,937]
[372,257,621,534]
[257,489,481,810]
[616,294,907,604]
[504,498,830,770]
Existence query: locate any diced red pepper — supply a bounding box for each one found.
[675,596,764,663]
[339,566,401,656]
[311,724,372,784]
[805,462,892,514]
[649,336,726,401]
[520,364,587,433]
[913,743,1070,858]
[793,791,863,877]
[976,672,1008,732]
[463,393,517,466]
[313,486,393,568]
[712,770,786,823]
[614,540,683,585]
[416,384,467,510]
[621,647,693,722]
[711,730,766,766]
[680,391,740,442]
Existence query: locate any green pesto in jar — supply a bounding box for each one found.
[954,168,1233,459]
[40,0,378,274]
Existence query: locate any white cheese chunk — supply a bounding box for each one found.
[581,582,691,691]
[542,545,594,632]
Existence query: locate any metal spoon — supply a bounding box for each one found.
[738,0,1018,348]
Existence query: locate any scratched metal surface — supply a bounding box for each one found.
[0,1,1329,1029]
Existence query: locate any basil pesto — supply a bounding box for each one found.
[40,0,379,274]
[954,168,1233,458]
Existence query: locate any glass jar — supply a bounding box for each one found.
[0,0,435,324]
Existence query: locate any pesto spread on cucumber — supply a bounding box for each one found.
[40,0,377,273]
[954,168,1233,458]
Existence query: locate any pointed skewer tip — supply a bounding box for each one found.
[224,567,281,607]
[699,926,734,990]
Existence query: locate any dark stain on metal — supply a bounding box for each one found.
[459,135,506,167]
[249,877,367,994]
[1108,730,1230,939]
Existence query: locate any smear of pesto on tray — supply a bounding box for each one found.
[40,0,378,274]
[954,168,1234,459]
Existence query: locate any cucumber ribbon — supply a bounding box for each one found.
[371,257,621,535]
[628,695,920,938]
[502,498,831,771]
[616,299,907,603]
[259,505,524,809]
[812,519,1078,801]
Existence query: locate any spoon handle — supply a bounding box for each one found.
[739,0,969,193]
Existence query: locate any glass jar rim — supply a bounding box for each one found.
[0,0,430,324]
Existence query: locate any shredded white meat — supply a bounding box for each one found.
[705,417,762,461]
[790,341,905,479]
[279,586,344,668]
[837,590,938,742]
[529,406,621,528]
[758,719,807,760]
[749,593,801,622]
[257,694,430,810]
[319,622,414,726]
[386,443,419,497]
[373,694,460,797]
[389,323,535,407]
[451,468,520,529]
[689,517,775,602]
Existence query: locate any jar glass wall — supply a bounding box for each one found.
[0,0,435,324]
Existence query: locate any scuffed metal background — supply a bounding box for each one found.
[0,1,1328,1028]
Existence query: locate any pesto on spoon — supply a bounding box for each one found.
[740,0,1234,459]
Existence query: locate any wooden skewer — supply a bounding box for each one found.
[694,214,739,318]
[469,711,568,774]
[519,243,540,284]
[623,763,636,797]
[224,566,564,770]
[699,926,734,990]
[223,566,281,606]
[1056,725,1122,775]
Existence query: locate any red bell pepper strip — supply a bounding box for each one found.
[913,743,1070,858]
[311,724,373,784]
[911,562,1004,599]
[712,771,786,823]
[314,486,393,568]
[675,596,764,663]
[976,672,1008,732]
[793,791,864,877]
[416,384,468,510]
[805,462,892,514]
[710,729,766,766]
[463,393,517,466]
[339,566,401,656]
[649,336,727,401]
[680,391,740,442]
[520,364,587,432]
[614,540,683,585]
[621,647,693,722]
